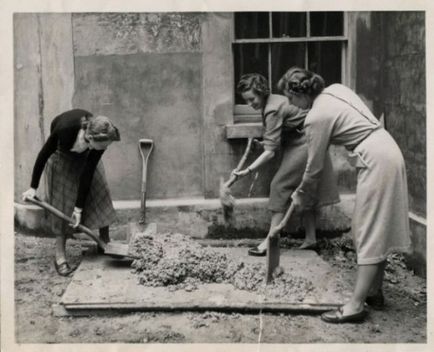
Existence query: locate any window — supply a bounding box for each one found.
[233,12,347,118]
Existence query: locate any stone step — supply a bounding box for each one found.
[15,194,355,240]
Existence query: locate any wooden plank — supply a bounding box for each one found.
[60,248,349,315]
[60,302,341,315]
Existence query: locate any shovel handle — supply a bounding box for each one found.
[224,137,254,188]
[266,202,295,284]
[269,202,295,237]
[25,197,107,249]
[138,139,154,224]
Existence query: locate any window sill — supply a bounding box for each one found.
[225,122,264,139]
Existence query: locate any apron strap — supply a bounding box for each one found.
[321,91,380,127]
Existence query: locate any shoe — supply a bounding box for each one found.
[248,247,267,256]
[365,290,385,310]
[97,235,110,255]
[321,306,368,324]
[299,241,318,250]
[53,259,75,276]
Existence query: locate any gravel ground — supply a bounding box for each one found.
[13,230,427,344]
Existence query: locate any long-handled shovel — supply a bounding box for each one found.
[265,202,295,284]
[25,197,138,259]
[219,137,254,225]
[138,139,154,224]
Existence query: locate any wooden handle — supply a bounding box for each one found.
[25,197,106,249]
[247,171,259,197]
[235,137,254,170]
[138,139,154,223]
[224,137,254,188]
[269,202,295,237]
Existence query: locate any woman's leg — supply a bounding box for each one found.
[55,233,67,264]
[341,263,383,315]
[300,210,317,248]
[368,260,387,295]
[99,226,110,243]
[257,212,284,251]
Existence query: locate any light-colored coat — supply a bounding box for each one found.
[298,84,412,264]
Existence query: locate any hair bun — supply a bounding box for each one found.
[278,67,325,97]
[86,115,121,142]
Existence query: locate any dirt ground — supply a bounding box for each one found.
[14,230,426,344]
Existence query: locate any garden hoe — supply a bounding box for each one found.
[25,197,138,259]
[219,137,254,225]
[265,202,295,284]
[138,138,154,224]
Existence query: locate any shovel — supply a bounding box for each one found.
[220,137,254,225]
[138,139,154,224]
[265,202,295,284]
[25,197,138,259]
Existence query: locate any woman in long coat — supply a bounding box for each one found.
[234,73,340,255]
[22,109,120,276]
[277,67,412,323]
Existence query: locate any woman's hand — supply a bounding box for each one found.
[22,188,37,202]
[70,207,82,228]
[232,168,251,178]
[291,190,312,212]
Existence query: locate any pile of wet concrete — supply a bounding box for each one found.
[130,232,314,301]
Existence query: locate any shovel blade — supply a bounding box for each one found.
[104,242,138,259]
[265,234,280,284]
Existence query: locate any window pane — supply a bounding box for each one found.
[308,41,342,86]
[310,12,344,36]
[233,43,269,104]
[271,43,306,93]
[272,12,306,38]
[235,12,269,39]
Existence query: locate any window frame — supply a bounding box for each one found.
[233,11,349,120]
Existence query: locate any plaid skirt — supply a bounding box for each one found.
[44,150,116,236]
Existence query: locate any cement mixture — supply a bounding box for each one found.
[130,232,314,301]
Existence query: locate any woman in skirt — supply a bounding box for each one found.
[22,109,120,276]
[278,67,412,323]
[233,74,340,256]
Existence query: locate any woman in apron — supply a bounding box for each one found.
[234,73,340,255]
[22,109,121,276]
[278,67,412,323]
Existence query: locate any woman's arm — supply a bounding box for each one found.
[75,150,104,209]
[30,133,58,190]
[234,106,283,176]
[292,113,334,209]
[234,149,275,177]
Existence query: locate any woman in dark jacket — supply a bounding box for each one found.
[22,109,120,276]
[234,74,339,255]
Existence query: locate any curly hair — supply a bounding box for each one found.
[277,67,325,98]
[236,73,270,98]
[81,115,121,142]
